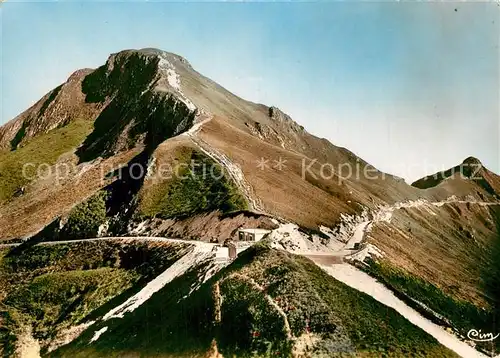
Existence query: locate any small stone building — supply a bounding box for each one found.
[237,228,272,242]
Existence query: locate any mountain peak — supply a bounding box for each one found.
[111,48,192,69]
[462,156,482,166]
[411,156,491,192]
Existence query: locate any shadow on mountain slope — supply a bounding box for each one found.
[77,51,195,164]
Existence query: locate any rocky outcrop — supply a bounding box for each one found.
[78,50,197,162]
[242,106,306,150]
[268,106,304,134]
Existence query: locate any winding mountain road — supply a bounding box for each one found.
[314,198,500,358]
[342,198,500,256]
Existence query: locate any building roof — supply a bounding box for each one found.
[238,228,272,234]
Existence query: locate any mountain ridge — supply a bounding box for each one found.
[1,48,498,238]
[2,48,496,185]
[0,48,417,236]
[412,156,500,201]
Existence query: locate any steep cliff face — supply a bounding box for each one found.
[76,50,198,161]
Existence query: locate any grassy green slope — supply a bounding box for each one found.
[139,150,248,219]
[364,259,499,355]
[0,240,188,356]
[53,243,458,358]
[6,268,139,341]
[0,120,94,202]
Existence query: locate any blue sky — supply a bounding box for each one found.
[1,1,499,182]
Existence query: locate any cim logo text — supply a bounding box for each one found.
[467,329,500,342]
